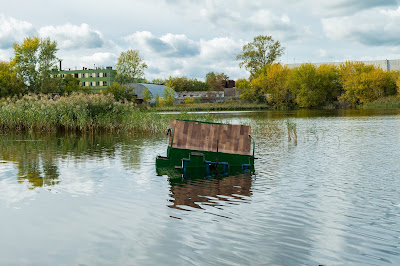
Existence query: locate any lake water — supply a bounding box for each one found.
[1,109,400,265]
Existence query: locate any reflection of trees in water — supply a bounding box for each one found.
[168,174,253,210]
[0,132,144,189]
[17,155,60,189]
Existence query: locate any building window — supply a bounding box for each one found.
[81,73,85,78]
[96,82,100,86]
[81,82,85,87]
[74,73,79,78]
[89,73,92,78]
[103,81,107,86]
[96,73,100,78]
[103,73,107,77]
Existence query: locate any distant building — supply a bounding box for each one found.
[58,66,116,92]
[286,59,400,71]
[126,83,178,103]
[58,66,145,92]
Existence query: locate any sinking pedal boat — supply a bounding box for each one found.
[156,119,256,177]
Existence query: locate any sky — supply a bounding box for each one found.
[1,0,400,81]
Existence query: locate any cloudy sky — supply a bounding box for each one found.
[1,0,400,80]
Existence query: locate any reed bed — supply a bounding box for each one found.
[0,93,171,134]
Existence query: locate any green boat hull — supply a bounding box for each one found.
[156,146,255,178]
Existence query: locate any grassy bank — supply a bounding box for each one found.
[0,93,171,133]
[360,96,400,109]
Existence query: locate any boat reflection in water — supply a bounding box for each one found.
[158,166,254,210]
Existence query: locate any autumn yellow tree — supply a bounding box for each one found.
[338,62,395,105]
[0,61,25,97]
[264,63,291,104]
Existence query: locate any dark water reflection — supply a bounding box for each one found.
[168,173,253,211]
[1,109,400,265]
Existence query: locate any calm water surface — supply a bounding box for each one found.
[1,109,400,265]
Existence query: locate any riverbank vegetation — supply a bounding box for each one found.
[235,35,400,108]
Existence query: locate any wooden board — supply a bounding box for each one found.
[169,119,252,155]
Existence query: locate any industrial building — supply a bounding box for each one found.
[58,66,117,92]
[286,59,400,71]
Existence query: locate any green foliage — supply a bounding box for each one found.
[60,74,81,95]
[183,97,195,104]
[104,82,136,102]
[288,63,333,107]
[163,77,176,106]
[168,76,209,92]
[236,78,259,102]
[151,78,166,85]
[12,36,59,93]
[236,35,284,77]
[142,87,151,103]
[115,49,147,83]
[317,64,341,102]
[362,95,400,109]
[0,61,25,97]
[205,72,229,91]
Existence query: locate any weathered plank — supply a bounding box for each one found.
[169,119,252,155]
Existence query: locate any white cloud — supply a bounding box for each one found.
[317,49,325,58]
[0,15,35,49]
[125,31,200,58]
[198,4,306,41]
[59,52,117,70]
[38,23,105,50]
[123,32,247,80]
[322,6,400,46]
[311,0,398,17]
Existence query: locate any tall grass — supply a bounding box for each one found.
[361,96,400,109]
[286,119,297,145]
[0,93,171,133]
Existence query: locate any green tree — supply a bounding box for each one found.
[151,78,166,85]
[61,74,81,95]
[236,35,284,77]
[205,72,229,91]
[163,77,176,106]
[0,61,25,97]
[12,36,59,93]
[288,63,327,107]
[169,76,209,92]
[236,78,263,102]
[142,87,151,103]
[115,49,147,83]
[104,82,136,101]
[317,64,341,103]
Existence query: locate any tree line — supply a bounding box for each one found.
[236,35,400,107]
[3,35,400,108]
[0,36,232,99]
